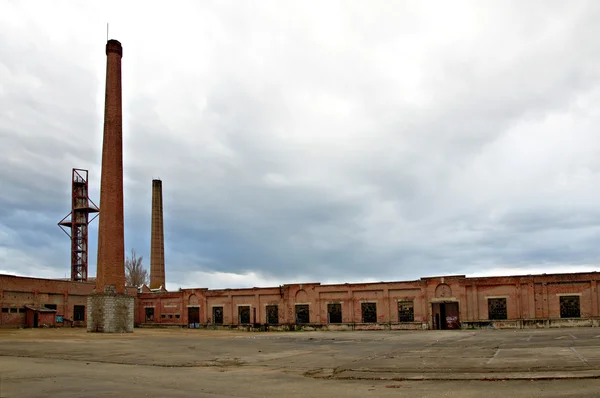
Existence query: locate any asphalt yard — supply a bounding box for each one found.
[1,327,600,397]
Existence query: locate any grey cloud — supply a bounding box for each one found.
[2,1,600,287]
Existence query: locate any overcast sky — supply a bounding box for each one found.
[1,1,600,290]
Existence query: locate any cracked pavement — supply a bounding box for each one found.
[1,327,600,397]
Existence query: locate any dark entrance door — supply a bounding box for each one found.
[212,307,224,324]
[266,305,279,324]
[33,312,39,328]
[432,302,460,330]
[295,305,310,324]
[145,307,155,322]
[238,306,250,324]
[188,307,200,328]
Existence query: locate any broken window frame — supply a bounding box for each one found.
[266,305,279,324]
[327,303,342,324]
[361,302,377,323]
[560,296,581,318]
[398,300,414,322]
[238,306,251,324]
[212,306,224,324]
[488,298,508,320]
[295,304,310,324]
[73,305,85,321]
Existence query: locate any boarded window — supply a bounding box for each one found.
[361,302,377,323]
[560,296,580,318]
[266,305,279,324]
[238,306,251,324]
[488,298,507,320]
[327,303,342,323]
[73,305,85,321]
[213,306,224,324]
[145,307,154,322]
[295,304,310,324]
[398,301,414,322]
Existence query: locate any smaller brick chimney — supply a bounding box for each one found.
[149,179,165,289]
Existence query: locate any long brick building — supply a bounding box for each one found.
[136,271,600,330]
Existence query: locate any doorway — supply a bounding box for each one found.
[33,312,39,328]
[188,307,200,328]
[212,306,224,324]
[145,307,155,322]
[432,302,460,330]
[238,306,250,324]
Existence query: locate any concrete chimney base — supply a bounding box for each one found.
[87,293,134,333]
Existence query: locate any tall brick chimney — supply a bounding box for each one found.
[149,179,165,289]
[88,39,134,333]
[95,39,126,295]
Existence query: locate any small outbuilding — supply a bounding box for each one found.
[24,305,57,328]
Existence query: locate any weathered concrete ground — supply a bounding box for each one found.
[1,327,600,397]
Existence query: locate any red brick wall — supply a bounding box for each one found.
[136,292,184,325]
[5,271,600,329]
[1,308,26,327]
[136,272,600,328]
[1,274,138,328]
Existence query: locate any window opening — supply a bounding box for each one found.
[266,305,279,324]
[560,296,580,318]
[398,301,414,322]
[213,306,224,324]
[295,304,310,324]
[327,303,342,323]
[488,298,507,320]
[73,305,85,321]
[238,306,251,324]
[361,302,377,323]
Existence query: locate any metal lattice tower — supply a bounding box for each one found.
[58,169,100,282]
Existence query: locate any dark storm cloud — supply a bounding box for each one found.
[2,1,600,288]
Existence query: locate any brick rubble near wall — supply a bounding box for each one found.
[87,294,134,333]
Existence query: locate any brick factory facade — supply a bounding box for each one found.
[3,270,599,330]
[136,272,600,330]
[0,274,137,329]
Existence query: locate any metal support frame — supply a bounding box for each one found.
[58,169,99,282]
